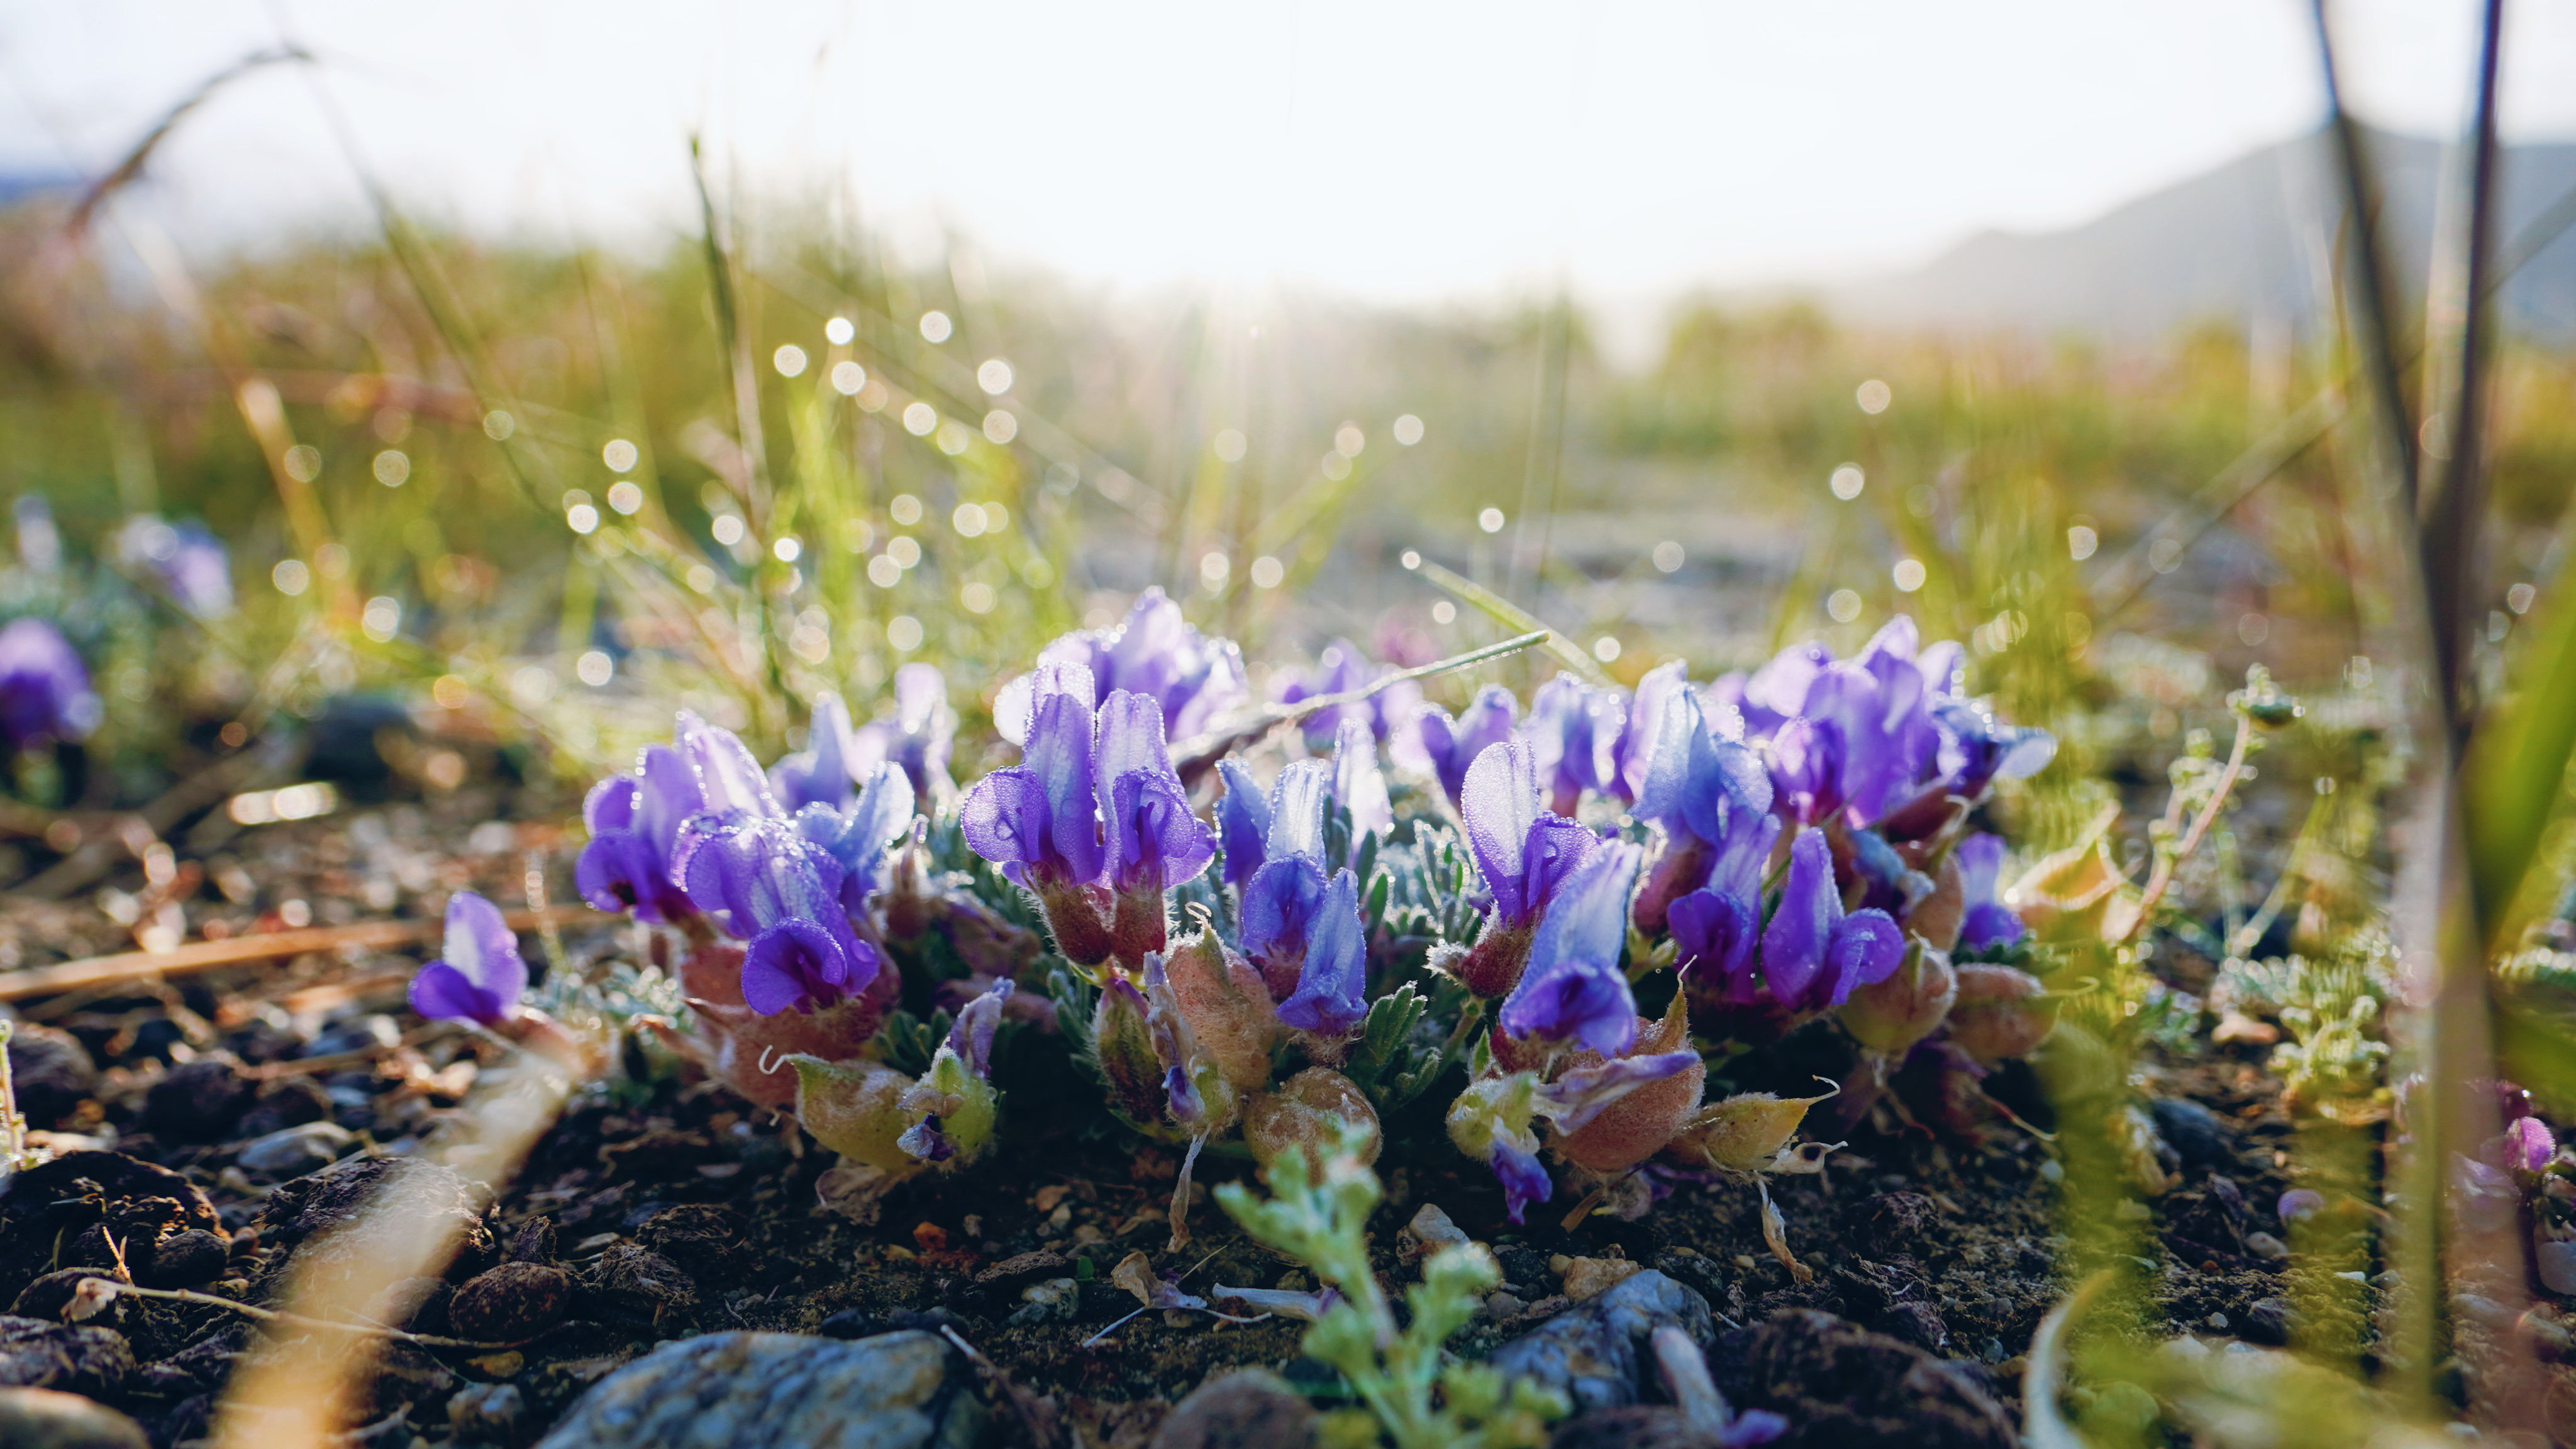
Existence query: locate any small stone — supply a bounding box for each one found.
[450,1263,577,1341]
[141,1059,254,1143]
[1486,1271,1713,1413]
[0,1386,150,1449]
[1557,1257,1643,1302]
[506,1218,558,1265]
[0,1318,135,1396]
[450,1381,526,1443]
[816,1310,876,1341]
[1007,1279,1079,1328]
[1151,1367,1317,1449]
[2147,1099,2234,1169]
[236,1122,358,1179]
[1485,1292,1524,1319]
[470,1351,526,1379]
[531,1330,984,1449]
[2205,1313,2229,1330]
[3,1027,97,1129]
[2518,1309,2573,1358]
[584,1245,697,1323]
[2244,1231,2289,1261]
[2536,1240,2576,1296]
[2243,1297,2302,1345]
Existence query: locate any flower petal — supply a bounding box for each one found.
[1760,828,1841,1010]
[1534,1050,1700,1134]
[409,960,503,1026]
[1214,758,1272,888]
[1277,868,1367,1036]
[441,891,528,1004]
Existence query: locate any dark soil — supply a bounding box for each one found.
[0,799,2351,1448]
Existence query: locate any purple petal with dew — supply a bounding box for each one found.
[1023,677,1106,887]
[1669,887,1758,992]
[1460,740,1541,921]
[949,979,1014,1079]
[1821,909,1906,1007]
[1516,838,1641,1015]
[1330,716,1392,838]
[994,657,1097,748]
[576,831,667,920]
[1535,1050,1701,1134]
[1492,1141,1552,1225]
[1265,759,1332,863]
[635,743,702,865]
[1518,816,1599,923]
[1960,901,2025,952]
[680,716,782,822]
[679,816,850,939]
[1768,716,1846,826]
[1916,639,1965,697]
[440,891,528,1006]
[1278,868,1367,1036]
[959,767,1047,886]
[741,918,858,1015]
[584,774,639,835]
[1708,811,1782,902]
[1241,855,1330,1002]
[409,960,504,1026]
[1215,758,1272,888]
[1743,641,1833,723]
[1108,767,1214,894]
[1614,660,1689,806]
[1862,614,1919,664]
[769,693,857,813]
[1093,691,1174,805]
[1499,950,1636,1057]
[1760,828,1840,1010]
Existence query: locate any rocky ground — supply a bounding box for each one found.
[0,794,2345,1449]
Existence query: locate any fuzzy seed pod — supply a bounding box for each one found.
[1839,939,1958,1058]
[1667,1084,1836,1172]
[1557,996,1706,1175]
[1245,1067,1381,1180]
[1448,921,1535,999]
[1035,881,1118,967]
[679,941,895,1110]
[1906,857,1966,952]
[787,1058,919,1172]
[1946,963,2054,1064]
[1162,929,1279,1094]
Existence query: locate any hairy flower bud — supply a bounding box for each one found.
[787,1057,921,1172]
[1162,927,1280,1094]
[1839,938,1958,1058]
[1245,1067,1381,1181]
[1906,856,1966,952]
[1091,979,1169,1125]
[1946,964,2054,1064]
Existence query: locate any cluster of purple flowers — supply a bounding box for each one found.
[0,618,99,755]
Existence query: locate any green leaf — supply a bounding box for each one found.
[2466,567,2576,947]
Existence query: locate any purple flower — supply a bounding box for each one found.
[770,693,862,813]
[575,731,704,923]
[2497,1116,2557,1173]
[851,662,957,803]
[1533,1049,1700,1132]
[1933,697,2057,800]
[1499,841,1642,1056]
[1669,887,1759,1001]
[794,760,918,916]
[1462,739,1600,933]
[1761,828,1905,1013]
[1240,762,1342,997]
[960,662,1108,892]
[1798,619,1942,824]
[1276,866,1368,1036]
[1609,662,1690,807]
[674,813,880,1014]
[1328,716,1393,840]
[408,891,529,1028]
[997,587,1248,746]
[119,517,233,619]
[1279,638,1423,753]
[1096,691,1218,896]
[1214,758,1272,889]
[1413,684,1518,811]
[1953,833,2025,951]
[1632,686,1777,933]
[1491,1141,1552,1226]
[0,618,99,752]
[949,978,1013,1080]
[1518,675,1626,817]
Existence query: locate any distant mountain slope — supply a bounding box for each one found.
[1831,130,2576,341]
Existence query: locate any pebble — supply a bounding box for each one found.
[236,1122,358,1179]
[450,1262,577,1341]
[1486,1271,1713,1413]
[0,1318,135,1397]
[532,1330,985,1449]
[2147,1099,2233,1169]
[1556,1257,1643,1302]
[1485,1292,1524,1319]
[2243,1297,2302,1344]
[2243,1231,2289,1261]
[0,1387,149,1449]
[2536,1240,2576,1296]
[3,1027,98,1129]
[1150,1367,1317,1449]
[449,1382,527,1442]
[1006,1279,1079,1327]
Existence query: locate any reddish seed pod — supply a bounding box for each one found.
[1245,1067,1382,1180]
[1906,858,1966,953]
[1162,929,1278,1094]
[1839,941,1957,1059]
[1946,963,2054,1064]
[1557,997,1706,1175]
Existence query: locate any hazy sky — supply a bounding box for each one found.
[6,1,2575,308]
